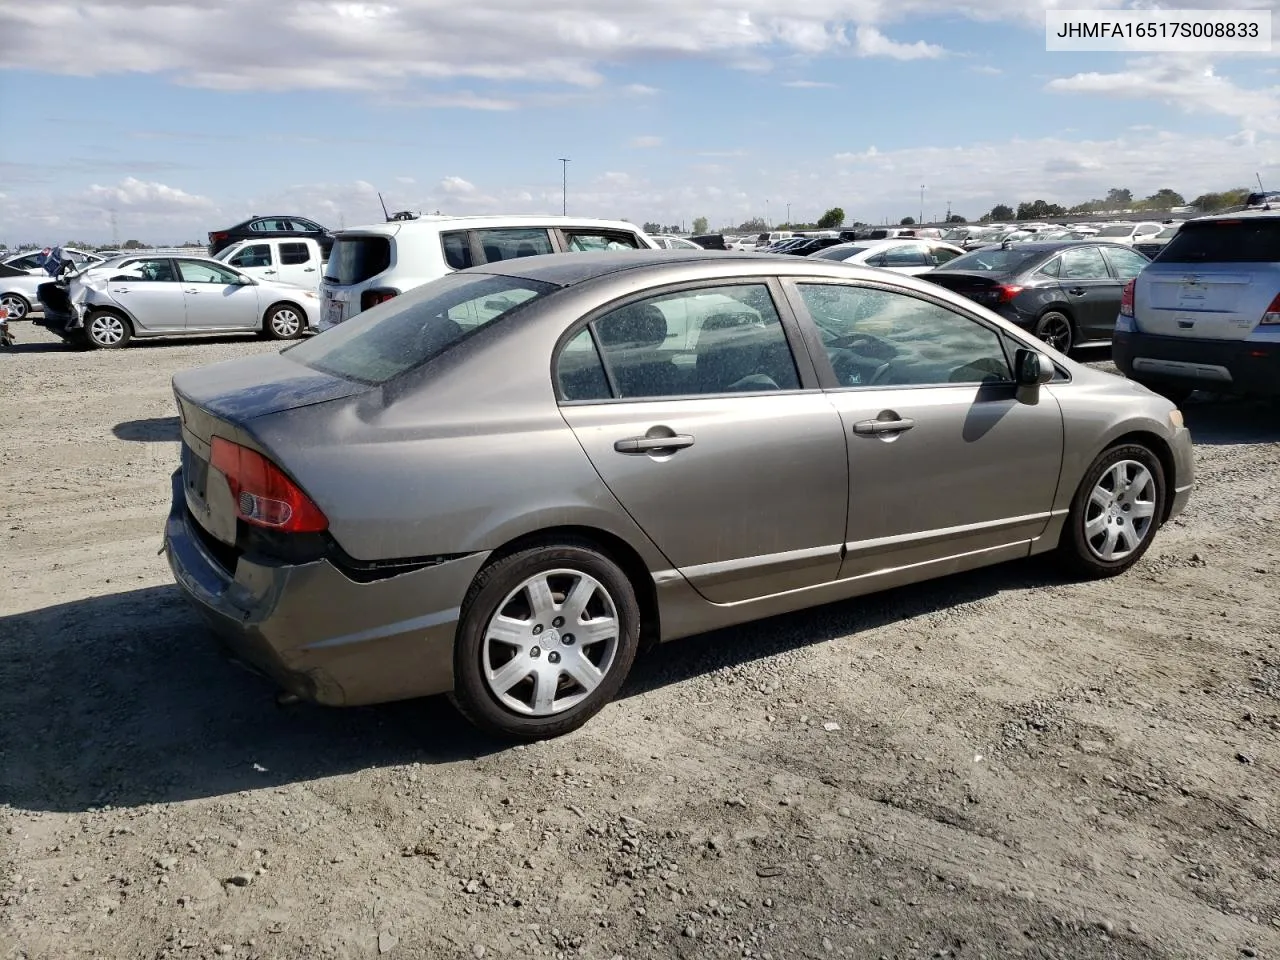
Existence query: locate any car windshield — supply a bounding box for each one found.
[287,273,557,384]
[937,247,1046,273]
[1095,225,1134,237]
[1154,225,1180,239]
[1156,218,1280,263]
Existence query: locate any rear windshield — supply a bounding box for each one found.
[938,248,1046,274]
[324,235,391,285]
[286,273,556,384]
[812,244,868,260]
[1095,225,1134,238]
[1156,218,1280,263]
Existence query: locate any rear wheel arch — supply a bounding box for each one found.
[478,526,661,651]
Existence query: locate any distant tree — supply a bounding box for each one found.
[735,217,768,232]
[1105,187,1133,207]
[816,207,845,229]
[122,239,146,249]
[946,213,966,223]
[1191,188,1249,213]
[642,221,662,234]
[899,216,915,225]
[984,204,1015,221]
[691,216,709,234]
[1141,188,1185,210]
[1016,199,1066,219]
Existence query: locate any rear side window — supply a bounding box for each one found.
[563,231,642,252]
[287,273,556,384]
[324,236,392,284]
[441,231,473,270]
[1157,219,1280,263]
[475,228,554,263]
[279,242,311,265]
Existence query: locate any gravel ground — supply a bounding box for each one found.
[2,322,1278,960]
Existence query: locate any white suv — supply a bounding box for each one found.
[319,216,658,329]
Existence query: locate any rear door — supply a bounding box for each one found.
[1134,217,1280,339]
[104,258,187,332]
[1056,245,1119,342]
[555,280,849,604]
[276,241,319,288]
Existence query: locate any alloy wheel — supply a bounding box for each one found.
[1037,314,1072,353]
[0,295,27,320]
[89,313,126,346]
[481,569,620,717]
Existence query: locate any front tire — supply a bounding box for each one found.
[263,303,305,340]
[85,310,131,349]
[1034,310,1075,354]
[1,293,30,321]
[450,540,641,740]
[1058,443,1166,579]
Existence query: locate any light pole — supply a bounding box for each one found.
[786,202,791,224]
[558,158,570,215]
[919,184,925,225]
[766,200,770,229]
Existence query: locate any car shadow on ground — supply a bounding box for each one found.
[113,417,182,442]
[1180,396,1280,445]
[0,558,1059,814]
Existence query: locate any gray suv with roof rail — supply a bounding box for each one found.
[1113,210,1280,402]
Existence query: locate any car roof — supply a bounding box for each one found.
[1187,208,1280,223]
[338,215,644,237]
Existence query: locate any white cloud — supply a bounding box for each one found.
[853,25,945,60]
[970,65,1002,76]
[395,176,416,184]
[1047,56,1280,132]
[782,80,836,88]
[629,135,663,147]
[84,177,215,213]
[623,83,659,95]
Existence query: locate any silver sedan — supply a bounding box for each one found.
[164,250,1194,739]
[35,255,318,348]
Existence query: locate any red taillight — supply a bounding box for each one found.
[1261,292,1280,326]
[209,437,327,533]
[360,288,398,311]
[994,284,1023,304]
[1120,279,1135,317]
[209,231,228,242]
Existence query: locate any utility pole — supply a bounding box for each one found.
[766,200,770,229]
[109,208,119,249]
[558,158,570,215]
[945,200,951,221]
[786,202,791,224]
[920,184,925,224]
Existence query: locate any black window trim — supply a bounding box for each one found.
[551,276,822,405]
[779,275,1071,392]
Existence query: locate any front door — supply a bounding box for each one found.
[176,259,261,330]
[785,280,1065,578]
[224,243,275,283]
[1057,245,1121,342]
[104,258,186,332]
[555,282,849,604]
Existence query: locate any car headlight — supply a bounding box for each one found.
[1169,409,1184,428]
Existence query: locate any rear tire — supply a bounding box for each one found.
[450,540,641,740]
[1034,310,1075,354]
[84,310,131,349]
[263,303,305,340]
[1058,443,1166,579]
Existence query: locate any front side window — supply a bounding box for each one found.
[586,284,800,399]
[564,231,642,252]
[228,244,272,268]
[1058,246,1110,280]
[475,229,554,263]
[796,283,1011,387]
[178,261,243,284]
[279,242,311,265]
[288,273,556,384]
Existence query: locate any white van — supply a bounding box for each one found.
[319,216,657,328]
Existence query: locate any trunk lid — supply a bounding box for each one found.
[921,272,1009,307]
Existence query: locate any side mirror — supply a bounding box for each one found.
[1014,347,1054,404]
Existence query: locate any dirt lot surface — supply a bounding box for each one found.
[2,322,1278,960]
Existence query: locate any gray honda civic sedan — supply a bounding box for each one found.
[164,251,1194,739]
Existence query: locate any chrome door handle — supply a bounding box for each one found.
[303,267,316,272]
[853,417,915,435]
[1067,287,1086,295]
[264,270,277,275]
[614,434,695,453]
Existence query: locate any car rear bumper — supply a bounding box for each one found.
[1114,330,1280,398]
[163,471,489,707]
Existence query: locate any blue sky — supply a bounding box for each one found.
[0,1,1277,244]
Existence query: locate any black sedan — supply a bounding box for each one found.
[208,215,333,258]
[782,237,846,256]
[921,241,1150,354]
